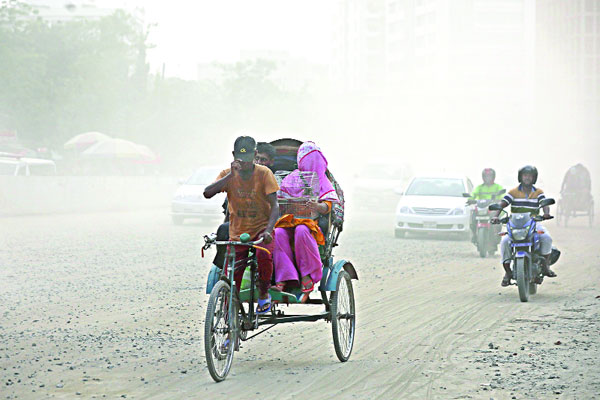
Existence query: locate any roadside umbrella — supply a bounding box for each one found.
[64,131,111,150]
[80,138,147,159]
[136,144,157,160]
[0,143,37,157]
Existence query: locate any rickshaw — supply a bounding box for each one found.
[201,138,358,382]
[556,192,594,227]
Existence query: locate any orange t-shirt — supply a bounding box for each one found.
[216,165,279,240]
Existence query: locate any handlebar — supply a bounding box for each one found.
[202,234,264,250]
[491,214,553,225]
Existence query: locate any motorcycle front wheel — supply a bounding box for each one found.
[515,258,530,302]
[477,229,487,258]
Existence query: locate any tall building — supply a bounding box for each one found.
[535,0,600,135]
[332,0,387,91]
[333,0,537,134]
[334,1,536,92]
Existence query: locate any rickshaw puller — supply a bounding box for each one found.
[204,136,280,313]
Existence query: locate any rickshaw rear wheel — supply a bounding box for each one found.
[204,280,236,382]
[589,202,594,227]
[331,270,356,362]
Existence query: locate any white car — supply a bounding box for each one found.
[0,155,57,176]
[394,175,474,238]
[171,166,225,225]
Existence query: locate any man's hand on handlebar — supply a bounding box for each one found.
[491,217,500,224]
[542,213,553,220]
[257,230,273,244]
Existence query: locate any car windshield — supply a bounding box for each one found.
[186,168,220,185]
[405,178,465,197]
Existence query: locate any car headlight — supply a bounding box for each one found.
[399,206,414,214]
[511,228,529,241]
[449,207,465,215]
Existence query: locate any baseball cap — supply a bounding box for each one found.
[233,136,256,162]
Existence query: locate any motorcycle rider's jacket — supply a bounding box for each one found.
[503,184,546,215]
[471,183,504,200]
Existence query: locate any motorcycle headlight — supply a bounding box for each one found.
[449,207,464,215]
[399,206,414,214]
[511,228,529,241]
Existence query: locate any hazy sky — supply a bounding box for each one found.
[98,0,334,79]
[30,0,598,197]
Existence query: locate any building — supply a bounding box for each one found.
[535,0,600,135]
[333,0,537,134]
[332,0,387,91]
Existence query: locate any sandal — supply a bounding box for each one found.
[298,292,310,304]
[301,277,314,293]
[271,282,285,292]
[256,294,271,314]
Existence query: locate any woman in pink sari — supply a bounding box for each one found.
[273,141,339,301]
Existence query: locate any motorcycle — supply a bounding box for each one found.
[464,189,506,258]
[489,198,561,302]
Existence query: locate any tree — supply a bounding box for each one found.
[0,1,149,148]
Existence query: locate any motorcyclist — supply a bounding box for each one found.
[491,165,556,287]
[469,168,504,242]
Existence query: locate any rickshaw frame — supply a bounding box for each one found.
[202,138,358,382]
[556,191,594,227]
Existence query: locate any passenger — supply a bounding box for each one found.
[491,165,556,287]
[204,136,280,314]
[561,163,592,199]
[255,142,277,173]
[212,141,277,269]
[272,141,339,302]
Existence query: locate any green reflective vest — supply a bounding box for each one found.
[471,183,504,200]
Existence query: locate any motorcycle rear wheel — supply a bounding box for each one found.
[529,282,537,295]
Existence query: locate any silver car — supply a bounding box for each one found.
[395,175,474,238]
[171,166,225,225]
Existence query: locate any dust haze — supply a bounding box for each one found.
[1,1,599,399]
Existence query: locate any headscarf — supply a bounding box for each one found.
[279,141,339,202]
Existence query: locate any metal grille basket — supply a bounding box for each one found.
[275,171,320,219]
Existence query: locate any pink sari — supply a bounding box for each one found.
[274,142,338,285]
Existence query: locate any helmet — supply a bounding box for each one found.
[482,168,496,181]
[518,165,538,184]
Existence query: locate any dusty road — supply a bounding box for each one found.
[1,210,598,399]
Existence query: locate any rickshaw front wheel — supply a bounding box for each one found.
[331,270,356,362]
[204,280,236,382]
